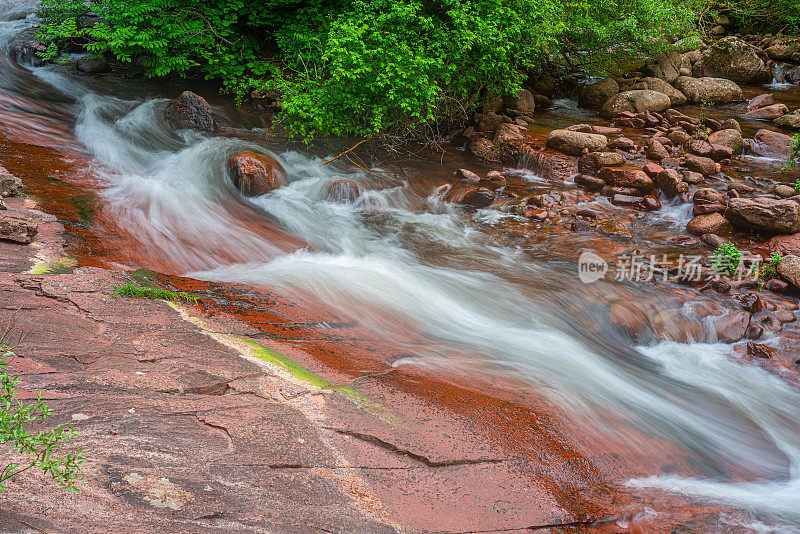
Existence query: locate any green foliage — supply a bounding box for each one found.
[711,243,742,275]
[38,0,705,141]
[725,0,800,34]
[788,134,800,171]
[113,284,197,302]
[1,342,84,492]
[761,252,782,280]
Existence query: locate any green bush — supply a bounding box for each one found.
[1,342,84,492]
[724,0,800,34]
[711,243,742,276]
[788,134,800,171]
[37,0,705,142]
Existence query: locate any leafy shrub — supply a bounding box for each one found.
[725,0,800,34]
[38,0,706,142]
[711,243,742,276]
[1,342,84,492]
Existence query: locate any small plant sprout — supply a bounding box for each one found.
[112,284,198,303]
[711,243,742,276]
[761,253,782,280]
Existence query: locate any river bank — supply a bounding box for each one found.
[3,2,800,532]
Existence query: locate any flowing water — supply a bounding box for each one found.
[2,2,800,530]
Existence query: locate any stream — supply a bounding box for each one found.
[2,2,800,531]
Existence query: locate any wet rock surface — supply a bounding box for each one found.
[166,91,219,134]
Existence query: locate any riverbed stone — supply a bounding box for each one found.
[546,130,607,155]
[685,155,719,176]
[228,151,287,196]
[577,152,624,175]
[753,129,794,156]
[0,212,38,244]
[707,129,743,154]
[600,90,671,118]
[725,197,800,234]
[765,39,800,62]
[687,212,733,235]
[775,184,797,198]
[774,110,800,131]
[777,254,800,290]
[673,76,743,104]
[742,104,789,120]
[747,94,774,111]
[598,167,654,191]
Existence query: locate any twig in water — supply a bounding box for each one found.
[320,139,369,166]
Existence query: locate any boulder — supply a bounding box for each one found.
[482,93,504,114]
[719,118,741,133]
[228,151,287,196]
[598,167,654,191]
[673,76,743,104]
[166,91,218,134]
[725,197,800,234]
[774,111,800,131]
[503,89,536,116]
[697,36,772,83]
[777,254,800,290]
[687,213,733,235]
[546,130,608,156]
[578,78,620,108]
[645,51,691,83]
[747,94,774,111]
[0,212,38,244]
[641,77,687,106]
[600,90,671,118]
[707,129,743,154]
[477,111,510,132]
[577,152,625,175]
[326,179,360,202]
[694,188,727,206]
[742,103,789,120]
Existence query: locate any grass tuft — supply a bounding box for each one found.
[113,284,198,303]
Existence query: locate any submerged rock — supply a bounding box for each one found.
[166,91,218,134]
[228,151,286,196]
[327,179,360,202]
